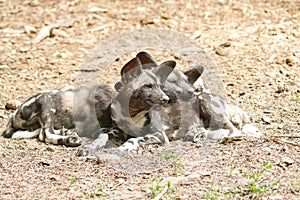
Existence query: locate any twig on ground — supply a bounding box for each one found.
[272,138,300,147]
[271,134,300,138]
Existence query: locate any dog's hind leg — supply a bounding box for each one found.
[36,95,82,147]
[43,131,82,147]
[41,114,82,147]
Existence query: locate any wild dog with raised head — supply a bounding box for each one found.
[111,55,176,151]
[111,52,204,152]
[2,85,115,147]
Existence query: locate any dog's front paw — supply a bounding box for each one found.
[65,136,83,147]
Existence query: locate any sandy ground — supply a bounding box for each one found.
[0,0,299,199]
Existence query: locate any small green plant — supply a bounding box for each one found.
[149,178,175,199]
[149,178,164,198]
[229,167,236,174]
[226,161,276,199]
[173,160,183,175]
[155,151,183,175]
[82,184,107,199]
[203,183,221,200]
[292,92,300,101]
[244,161,276,198]
[155,151,179,160]
[69,177,76,185]
[66,176,77,191]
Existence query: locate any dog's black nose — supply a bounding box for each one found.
[160,95,170,105]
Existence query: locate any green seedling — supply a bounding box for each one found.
[149,178,175,199]
[173,160,183,175]
[292,92,300,101]
[82,184,107,199]
[155,151,179,160]
[149,178,164,198]
[69,177,77,185]
[226,161,277,199]
[203,183,221,200]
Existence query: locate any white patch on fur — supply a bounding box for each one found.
[41,89,59,94]
[157,132,169,144]
[112,101,147,128]
[61,91,74,110]
[111,101,121,121]
[60,86,75,92]
[43,129,82,146]
[20,96,38,109]
[12,129,40,139]
[117,137,142,151]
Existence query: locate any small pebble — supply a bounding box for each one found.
[19,47,30,53]
[0,65,9,70]
[283,107,290,112]
[281,157,294,165]
[5,100,21,110]
[276,83,286,93]
[215,46,228,56]
[277,124,284,129]
[286,56,299,66]
[262,115,271,124]
[279,66,286,74]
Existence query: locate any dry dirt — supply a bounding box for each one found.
[0,0,300,199]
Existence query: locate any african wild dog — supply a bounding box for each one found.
[77,56,176,156]
[1,85,116,147]
[110,54,177,151]
[136,52,205,141]
[114,52,262,152]
[144,53,262,139]
[189,71,263,140]
[194,91,262,140]
[111,52,204,152]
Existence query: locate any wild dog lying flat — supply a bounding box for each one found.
[193,80,262,140]
[2,85,115,147]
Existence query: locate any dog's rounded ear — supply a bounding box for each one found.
[114,81,123,91]
[120,57,142,83]
[184,65,204,84]
[155,60,176,83]
[136,51,157,69]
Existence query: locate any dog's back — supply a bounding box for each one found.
[2,84,115,140]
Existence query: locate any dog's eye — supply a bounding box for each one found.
[143,83,153,88]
